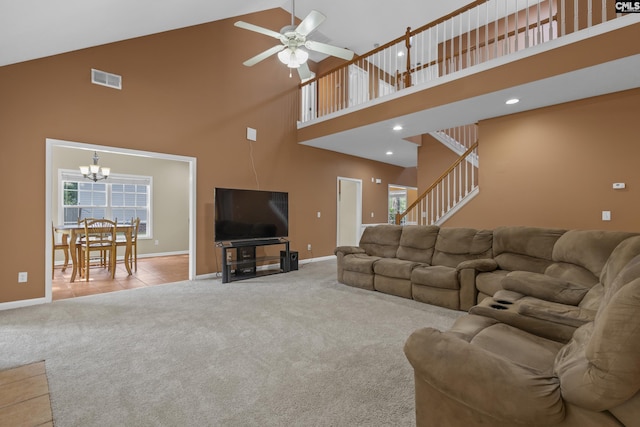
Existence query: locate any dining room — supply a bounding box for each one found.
[49,143,192,300]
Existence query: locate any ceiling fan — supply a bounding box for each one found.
[234,1,355,80]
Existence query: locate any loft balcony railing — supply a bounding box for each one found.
[299,0,629,123]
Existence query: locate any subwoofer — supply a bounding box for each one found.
[281,250,299,271]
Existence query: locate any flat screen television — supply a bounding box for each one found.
[214,188,289,242]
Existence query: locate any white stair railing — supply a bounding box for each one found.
[396,141,479,226]
[429,124,479,167]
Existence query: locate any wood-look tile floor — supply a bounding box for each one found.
[0,362,53,427]
[5,256,190,426]
[52,254,189,301]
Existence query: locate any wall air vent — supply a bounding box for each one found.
[91,69,122,90]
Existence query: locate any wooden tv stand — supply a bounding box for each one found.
[217,238,290,283]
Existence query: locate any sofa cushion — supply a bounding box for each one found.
[475,270,508,298]
[359,224,403,258]
[374,258,420,280]
[396,225,439,263]
[492,226,565,272]
[544,262,599,289]
[502,271,590,306]
[555,256,640,411]
[431,227,492,268]
[341,254,380,274]
[556,280,640,411]
[600,235,640,289]
[552,229,637,279]
[404,319,566,425]
[412,265,459,290]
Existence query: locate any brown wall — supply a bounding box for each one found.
[417,134,460,191]
[443,88,640,231]
[0,8,414,304]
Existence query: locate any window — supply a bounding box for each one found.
[60,170,151,238]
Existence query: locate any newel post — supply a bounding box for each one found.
[404,27,412,88]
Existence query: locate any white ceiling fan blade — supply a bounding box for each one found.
[295,10,326,37]
[305,40,354,61]
[234,21,283,40]
[243,45,285,67]
[297,63,313,81]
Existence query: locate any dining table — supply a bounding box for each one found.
[54,223,134,282]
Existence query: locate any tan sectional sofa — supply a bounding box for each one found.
[404,239,640,426]
[336,224,493,310]
[335,224,640,426]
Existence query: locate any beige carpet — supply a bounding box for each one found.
[0,259,462,426]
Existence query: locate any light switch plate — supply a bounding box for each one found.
[602,211,611,221]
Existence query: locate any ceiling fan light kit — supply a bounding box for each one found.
[278,47,309,68]
[234,1,354,80]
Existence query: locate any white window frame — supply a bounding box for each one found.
[58,169,153,239]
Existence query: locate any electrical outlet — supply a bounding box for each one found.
[307,244,312,251]
[602,211,611,221]
[18,272,28,283]
[155,240,159,246]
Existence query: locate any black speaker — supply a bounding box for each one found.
[281,250,299,271]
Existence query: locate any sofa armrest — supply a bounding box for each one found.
[456,258,498,272]
[518,298,596,328]
[334,246,365,256]
[503,271,590,305]
[456,259,497,310]
[404,327,565,424]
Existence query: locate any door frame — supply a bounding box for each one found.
[45,138,197,302]
[336,176,362,247]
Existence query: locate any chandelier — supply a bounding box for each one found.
[79,151,110,182]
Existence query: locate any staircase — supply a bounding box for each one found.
[396,125,479,226]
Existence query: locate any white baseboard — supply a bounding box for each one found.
[0,297,48,311]
[300,255,335,264]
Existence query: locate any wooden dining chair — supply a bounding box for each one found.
[51,223,69,279]
[78,218,117,281]
[116,217,140,272]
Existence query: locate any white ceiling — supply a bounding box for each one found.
[0,0,470,67]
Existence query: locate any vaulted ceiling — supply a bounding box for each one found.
[0,0,470,67]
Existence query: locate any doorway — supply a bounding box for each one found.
[388,184,418,225]
[45,138,197,302]
[336,177,362,247]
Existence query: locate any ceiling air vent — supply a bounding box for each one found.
[91,68,122,90]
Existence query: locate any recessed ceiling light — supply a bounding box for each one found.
[386,151,393,155]
[506,98,520,105]
[393,125,403,131]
